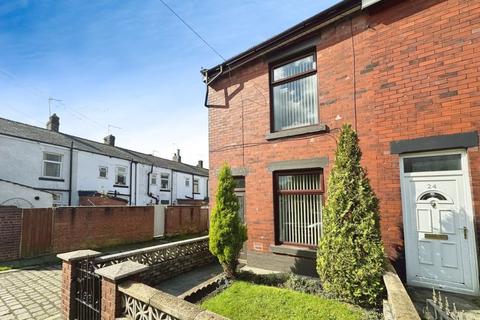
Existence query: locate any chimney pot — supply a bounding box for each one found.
[46,113,60,132]
[173,149,182,162]
[197,160,203,168]
[104,134,115,146]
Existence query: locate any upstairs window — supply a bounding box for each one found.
[193,178,199,194]
[160,173,170,190]
[115,166,127,185]
[43,152,62,178]
[99,166,108,179]
[185,178,190,187]
[271,53,318,132]
[150,174,157,185]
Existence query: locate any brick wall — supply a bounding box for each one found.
[53,206,154,253]
[207,0,480,276]
[0,206,22,261]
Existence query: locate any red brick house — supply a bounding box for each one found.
[203,0,480,296]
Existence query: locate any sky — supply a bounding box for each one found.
[0,0,338,167]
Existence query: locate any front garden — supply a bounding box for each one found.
[206,125,386,319]
[202,281,367,320]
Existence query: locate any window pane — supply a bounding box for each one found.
[99,167,107,178]
[233,176,245,189]
[193,179,199,193]
[44,162,61,177]
[273,74,318,131]
[44,153,62,162]
[161,179,169,189]
[404,155,461,173]
[273,55,316,82]
[277,172,322,246]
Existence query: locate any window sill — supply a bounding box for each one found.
[193,192,200,195]
[270,244,316,259]
[160,189,171,192]
[265,124,328,141]
[39,177,65,182]
[113,184,128,188]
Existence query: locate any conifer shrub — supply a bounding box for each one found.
[209,164,247,278]
[317,124,385,307]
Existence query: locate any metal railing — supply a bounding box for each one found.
[73,258,101,320]
[424,289,467,320]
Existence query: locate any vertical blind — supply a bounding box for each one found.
[277,172,322,246]
[272,54,318,132]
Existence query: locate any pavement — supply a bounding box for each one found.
[408,286,480,320]
[0,265,61,320]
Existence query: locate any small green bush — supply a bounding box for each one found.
[237,270,288,287]
[209,164,247,278]
[284,274,323,296]
[317,124,385,307]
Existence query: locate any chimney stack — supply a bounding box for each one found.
[46,113,60,132]
[197,160,203,168]
[172,149,182,163]
[103,134,115,146]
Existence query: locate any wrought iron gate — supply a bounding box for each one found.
[73,258,101,320]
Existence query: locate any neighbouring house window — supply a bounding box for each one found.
[43,152,62,178]
[99,166,108,178]
[115,166,127,185]
[193,178,199,193]
[271,53,318,132]
[52,193,62,207]
[150,174,157,185]
[275,170,323,246]
[160,173,170,190]
[185,178,190,187]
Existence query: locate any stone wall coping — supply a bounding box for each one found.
[96,235,209,263]
[383,262,420,320]
[95,261,148,281]
[119,281,228,320]
[56,249,102,262]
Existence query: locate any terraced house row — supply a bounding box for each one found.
[203,0,480,296]
[0,114,208,208]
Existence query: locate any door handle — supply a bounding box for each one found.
[463,226,468,239]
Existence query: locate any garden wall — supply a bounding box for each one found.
[164,205,209,236]
[0,206,22,261]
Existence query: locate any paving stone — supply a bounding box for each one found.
[0,265,61,320]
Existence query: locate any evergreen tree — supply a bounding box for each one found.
[209,163,247,278]
[317,124,385,307]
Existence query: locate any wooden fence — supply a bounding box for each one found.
[164,206,209,236]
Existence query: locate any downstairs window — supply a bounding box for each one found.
[275,170,323,247]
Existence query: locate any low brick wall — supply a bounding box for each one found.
[53,206,154,253]
[0,206,22,261]
[165,205,209,236]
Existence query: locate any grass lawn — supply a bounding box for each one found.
[201,281,366,320]
[0,266,12,272]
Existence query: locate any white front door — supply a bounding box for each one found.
[400,150,479,295]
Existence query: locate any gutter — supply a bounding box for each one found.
[147,164,159,204]
[203,65,223,108]
[202,0,361,85]
[68,141,73,206]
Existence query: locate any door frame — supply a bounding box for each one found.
[399,148,479,295]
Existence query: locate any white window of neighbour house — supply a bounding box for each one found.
[52,193,63,207]
[43,152,63,178]
[185,177,190,187]
[160,173,170,190]
[193,178,200,194]
[115,166,127,185]
[99,166,108,178]
[150,174,157,185]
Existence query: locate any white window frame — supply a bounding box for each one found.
[99,166,108,179]
[42,152,63,178]
[150,173,157,185]
[160,173,170,190]
[52,193,63,207]
[193,178,200,194]
[185,177,190,187]
[115,166,127,185]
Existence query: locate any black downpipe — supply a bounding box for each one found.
[134,162,138,205]
[68,141,73,206]
[203,66,224,108]
[147,164,159,204]
[191,173,194,199]
[129,160,133,205]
